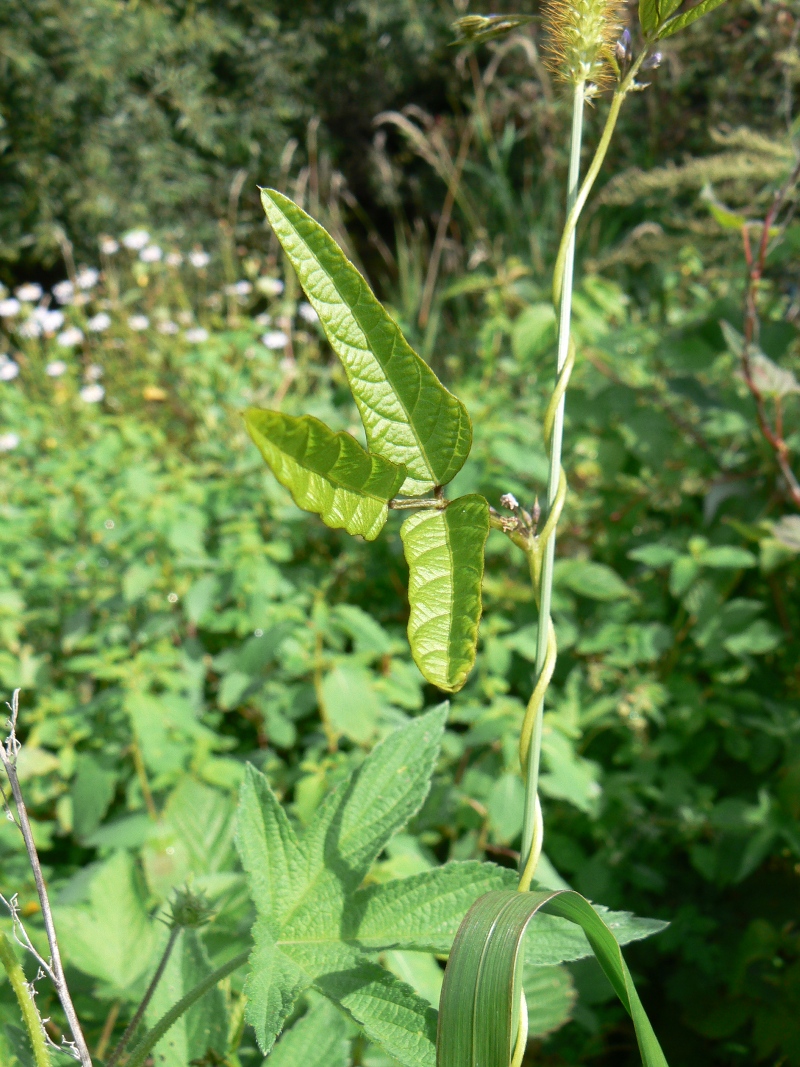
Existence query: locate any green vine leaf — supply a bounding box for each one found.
[244,408,405,541]
[260,189,473,495]
[400,495,489,692]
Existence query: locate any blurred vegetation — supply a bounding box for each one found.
[1,1,800,1065]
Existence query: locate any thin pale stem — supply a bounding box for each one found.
[518,83,585,886]
[105,926,180,1067]
[0,930,52,1067]
[0,694,93,1066]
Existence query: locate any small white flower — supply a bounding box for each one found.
[57,327,84,348]
[122,229,150,251]
[262,330,288,349]
[256,276,284,296]
[35,308,65,333]
[128,314,149,331]
[0,432,19,451]
[0,361,20,380]
[185,327,209,343]
[0,298,21,317]
[226,280,252,296]
[18,319,42,339]
[298,301,318,324]
[79,384,105,403]
[76,268,100,290]
[167,592,178,603]
[15,283,43,302]
[139,245,163,263]
[86,364,103,381]
[166,251,183,267]
[52,281,75,305]
[189,249,210,268]
[87,312,111,332]
[157,320,179,335]
[99,236,119,255]
[46,360,68,377]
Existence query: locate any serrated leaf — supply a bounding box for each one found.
[245,408,405,540]
[438,890,669,1067]
[401,496,489,692]
[658,0,729,36]
[145,929,228,1067]
[260,189,472,495]
[522,964,576,1039]
[316,960,437,1067]
[237,707,449,1064]
[349,861,515,953]
[265,998,350,1067]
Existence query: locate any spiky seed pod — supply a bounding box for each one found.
[541,0,625,90]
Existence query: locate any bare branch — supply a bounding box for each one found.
[0,691,93,1067]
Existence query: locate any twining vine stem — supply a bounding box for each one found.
[516,53,647,895]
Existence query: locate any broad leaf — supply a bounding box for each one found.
[145,929,228,1067]
[265,997,350,1067]
[54,851,157,996]
[522,964,576,1039]
[316,960,437,1067]
[401,495,489,692]
[438,890,669,1067]
[659,0,729,36]
[236,707,451,1064]
[639,0,659,35]
[245,408,405,541]
[349,861,515,953]
[260,189,472,495]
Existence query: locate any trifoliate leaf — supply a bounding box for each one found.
[400,495,489,692]
[260,189,472,495]
[245,408,405,540]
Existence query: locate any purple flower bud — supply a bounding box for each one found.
[642,51,663,70]
[615,28,632,63]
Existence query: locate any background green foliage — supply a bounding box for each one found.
[1,1,799,1065]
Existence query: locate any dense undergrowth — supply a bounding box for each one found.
[1,1,800,1064]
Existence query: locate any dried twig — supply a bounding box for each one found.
[739,157,800,508]
[0,691,93,1066]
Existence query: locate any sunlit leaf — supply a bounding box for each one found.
[438,889,669,1067]
[260,189,472,495]
[400,495,489,692]
[245,408,405,540]
[658,0,729,36]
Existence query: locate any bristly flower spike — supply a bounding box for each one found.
[542,0,626,92]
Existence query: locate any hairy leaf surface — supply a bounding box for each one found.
[260,189,472,495]
[236,707,451,1064]
[266,998,350,1067]
[245,408,405,540]
[401,496,489,691]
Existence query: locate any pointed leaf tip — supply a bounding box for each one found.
[260,188,472,495]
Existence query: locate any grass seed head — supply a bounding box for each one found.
[542,0,626,91]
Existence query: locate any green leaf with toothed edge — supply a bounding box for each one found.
[260,188,472,496]
[658,0,729,36]
[265,997,350,1067]
[437,889,669,1067]
[400,495,489,692]
[244,408,405,541]
[235,707,450,1065]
